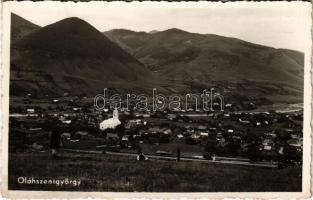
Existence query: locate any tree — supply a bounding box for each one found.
[225,140,241,156]
[247,142,261,162]
[115,124,125,139]
[204,139,217,153]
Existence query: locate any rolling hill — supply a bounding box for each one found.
[104,29,304,102]
[10,15,160,96]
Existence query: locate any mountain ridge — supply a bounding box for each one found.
[104,28,304,83]
[105,28,304,54]
[10,14,159,96]
[104,28,304,102]
[11,13,40,43]
[10,14,304,103]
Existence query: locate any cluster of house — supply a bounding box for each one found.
[261,131,302,152]
[10,96,303,162]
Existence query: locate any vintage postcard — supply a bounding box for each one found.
[1,1,312,198]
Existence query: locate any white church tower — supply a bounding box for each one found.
[113,107,119,119]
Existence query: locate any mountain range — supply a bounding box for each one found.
[105,28,304,82]
[10,13,304,103]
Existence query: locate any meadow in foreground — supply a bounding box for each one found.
[9,152,302,192]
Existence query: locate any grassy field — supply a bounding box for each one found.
[9,152,302,192]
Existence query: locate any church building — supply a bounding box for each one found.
[100,108,121,130]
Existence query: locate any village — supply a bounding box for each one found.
[9,94,303,168]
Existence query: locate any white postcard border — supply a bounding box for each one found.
[1,1,312,198]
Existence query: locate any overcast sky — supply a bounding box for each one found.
[6,1,311,52]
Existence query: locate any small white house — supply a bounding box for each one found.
[177,134,184,139]
[200,132,209,137]
[121,135,129,141]
[225,104,232,108]
[26,108,35,114]
[73,107,82,111]
[239,118,250,124]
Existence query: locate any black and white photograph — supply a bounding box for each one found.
[1,1,311,198]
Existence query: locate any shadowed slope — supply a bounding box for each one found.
[11,16,158,96]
